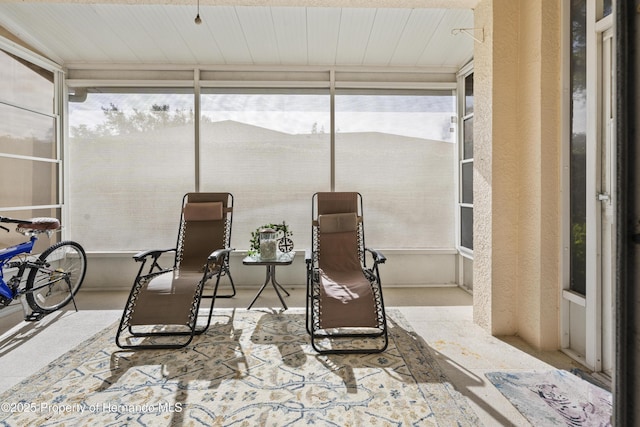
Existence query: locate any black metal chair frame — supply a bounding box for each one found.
[305,192,388,354]
[116,192,236,350]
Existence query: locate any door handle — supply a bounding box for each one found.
[598,193,610,202]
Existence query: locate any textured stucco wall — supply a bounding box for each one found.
[471,0,492,332]
[537,0,561,352]
[473,0,561,350]
[516,0,561,350]
[473,0,520,335]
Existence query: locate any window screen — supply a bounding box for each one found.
[335,89,456,249]
[199,89,331,250]
[67,89,195,250]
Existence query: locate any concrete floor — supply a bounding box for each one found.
[0,285,591,426]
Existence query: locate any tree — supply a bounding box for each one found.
[70,103,196,139]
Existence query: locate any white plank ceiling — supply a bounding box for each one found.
[0,2,474,70]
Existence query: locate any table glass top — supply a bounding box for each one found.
[242,251,295,265]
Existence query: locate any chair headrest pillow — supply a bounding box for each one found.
[318,212,358,233]
[183,202,224,221]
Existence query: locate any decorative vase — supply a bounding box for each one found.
[259,228,278,260]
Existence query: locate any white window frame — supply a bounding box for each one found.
[0,36,65,237]
[457,62,474,259]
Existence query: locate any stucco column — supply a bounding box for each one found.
[473,0,519,336]
[516,0,561,350]
[473,0,561,349]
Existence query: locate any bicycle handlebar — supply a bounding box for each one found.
[0,217,31,232]
[0,216,33,224]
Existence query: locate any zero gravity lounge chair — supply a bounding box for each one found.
[116,193,236,349]
[306,192,388,354]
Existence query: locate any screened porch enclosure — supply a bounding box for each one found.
[67,83,458,269]
[1,2,476,290]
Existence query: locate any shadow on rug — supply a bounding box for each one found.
[485,370,612,426]
[0,309,480,426]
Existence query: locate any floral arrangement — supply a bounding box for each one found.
[247,221,293,256]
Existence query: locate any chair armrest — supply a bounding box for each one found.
[208,247,234,262]
[366,248,386,264]
[133,248,176,262]
[133,248,176,279]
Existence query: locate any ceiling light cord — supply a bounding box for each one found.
[194,0,202,25]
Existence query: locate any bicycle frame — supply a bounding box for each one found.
[0,216,86,322]
[0,236,37,300]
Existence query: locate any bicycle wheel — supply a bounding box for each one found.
[25,241,87,313]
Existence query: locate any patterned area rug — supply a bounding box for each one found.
[0,309,480,426]
[485,370,612,426]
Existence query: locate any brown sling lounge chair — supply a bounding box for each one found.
[306,192,388,354]
[116,192,235,349]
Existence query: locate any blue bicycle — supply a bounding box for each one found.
[0,216,87,321]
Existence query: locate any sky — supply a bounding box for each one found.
[68,91,457,142]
